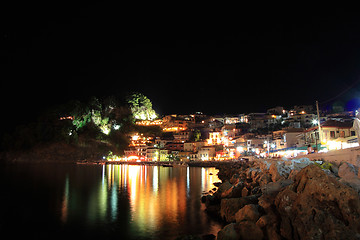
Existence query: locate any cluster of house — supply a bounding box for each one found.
[122,106,359,161]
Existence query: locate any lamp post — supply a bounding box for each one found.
[316,101,322,150]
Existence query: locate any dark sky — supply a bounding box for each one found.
[3,4,360,121]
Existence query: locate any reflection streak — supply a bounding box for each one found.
[62,164,220,238]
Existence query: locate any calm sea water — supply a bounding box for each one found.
[0,163,222,239]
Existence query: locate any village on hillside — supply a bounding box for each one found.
[113,105,359,162]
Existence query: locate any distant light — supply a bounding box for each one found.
[236,146,243,152]
[113,124,120,130]
[132,135,140,141]
[312,119,319,125]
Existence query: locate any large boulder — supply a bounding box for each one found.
[221,181,244,198]
[234,221,264,240]
[235,204,261,223]
[269,162,291,182]
[220,196,259,222]
[217,223,239,240]
[275,164,360,240]
[217,222,263,240]
[287,157,312,171]
[258,173,272,187]
[214,181,232,199]
[339,162,358,179]
[261,179,293,196]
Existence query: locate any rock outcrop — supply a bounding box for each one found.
[202,158,360,240]
[276,165,360,240]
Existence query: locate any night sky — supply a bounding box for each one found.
[3,4,360,122]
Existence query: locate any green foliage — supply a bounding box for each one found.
[313,161,333,170]
[127,92,157,120]
[193,129,201,141]
[1,96,134,154]
[166,153,179,161]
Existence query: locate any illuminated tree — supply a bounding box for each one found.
[127,92,157,120]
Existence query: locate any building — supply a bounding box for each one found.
[173,130,191,142]
[224,115,241,124]
[272,128,305,150]
[267,106,285,115]
[160,149,170,161]
[146,148,159,161]
[124,145,148,159]
[162,115,192,132]
[165,142,184,151]
[305,120,357,150]
[207,131,222,145]
[198,146,216,161]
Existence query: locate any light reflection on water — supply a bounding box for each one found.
[60,164,221,239]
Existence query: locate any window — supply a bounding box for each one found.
[340,131,345,138]
[351,131,356,136]
[330,131,335,139]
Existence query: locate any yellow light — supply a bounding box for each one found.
[132,135,140,141]
[127,155,140,161]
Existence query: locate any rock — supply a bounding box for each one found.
[235,204,260,223]
[229,173,240,184]
[340,177,360,193]
[217,223,239,240]
[258,173,272,187]
[275,164,360,240]
[259,160,271,172]
[234,221,264,240]
[204,195,221,217]
[217,181,233,194]
[269,162,291,182]
[330,164,339,176]
[251,186,261,195]
[289,157,312,170]
[268,163,282,182]
[260,179,293,196]
[339,162,358,179]
[256,214,276,229]
[220,196,259,222]
[213,181,222,187]
[288,169,299,180]
[241,187,249,197]
[221,181,244,198]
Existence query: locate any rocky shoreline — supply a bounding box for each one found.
[202,158,360,240]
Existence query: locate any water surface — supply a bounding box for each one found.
[0,164,222,239]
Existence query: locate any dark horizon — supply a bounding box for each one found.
[3,4,360,121]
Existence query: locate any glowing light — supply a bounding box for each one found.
[132,135,140,141]
[312,119,319,125]
[59,116,74,120]
[236,146,244,152]
[127,155,140,161]
[100,125,111,135]
[135,119,163,126]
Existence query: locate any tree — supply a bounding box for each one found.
[127,92,157,120]
[193,129,201,141]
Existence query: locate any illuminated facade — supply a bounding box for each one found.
[135,119,163,126]
[305,120,357,150]
[198,146,216,161]
[146,148,159,161]
[207,132,222,145]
